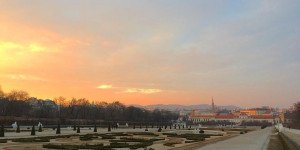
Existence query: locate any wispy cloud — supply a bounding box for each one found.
[2,74,46,81]
[96,85,113,89]
[122,88,162,94]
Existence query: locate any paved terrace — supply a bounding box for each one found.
[195,127,272,150]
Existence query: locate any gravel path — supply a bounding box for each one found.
[195,127,272,150]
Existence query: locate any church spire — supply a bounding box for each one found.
[211,96,215,112]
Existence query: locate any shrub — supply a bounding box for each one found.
[38,125,42,132]
[73,124,76,131]
[240,131,244,134]
[158,127,162,132]
[0,139,7,143]
[199,130,204,133]
[100,134,115,139]
[164,142,180,147]
[56,124,61,134]
[94,124,97,132]
[261,125,267,129]
[108,123,111,132]
[0,125,4,137]
[77,125,80,133]
[31,125,35,136]
[16,124,20,133]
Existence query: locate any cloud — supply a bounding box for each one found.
[1,74,46,81]
[122,88,162,94]
[96,85,113,89]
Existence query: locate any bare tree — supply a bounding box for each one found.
[6,90,29,101]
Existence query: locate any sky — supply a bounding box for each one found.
[0,0,299,108]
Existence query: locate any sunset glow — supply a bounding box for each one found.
[0,1,299,108]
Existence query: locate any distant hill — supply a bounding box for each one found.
[128,104,240,111]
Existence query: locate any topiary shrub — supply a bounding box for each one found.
[108,123,111,132]
[56,124,61,134]
[158,127,162,132]
[38,125,42,132]
[31,125,35,136]
[94,124,97,132]
[0,125,4,137]
[77,125,80,133]
[199,130,204,134]
[16,124,20,133]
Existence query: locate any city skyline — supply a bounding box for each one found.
[1,1,300,108]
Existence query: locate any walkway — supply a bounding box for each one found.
[195,127,272,150]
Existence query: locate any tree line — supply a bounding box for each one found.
[0,87,179,125]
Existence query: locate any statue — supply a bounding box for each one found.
[12,122,17,129]
[38,122,43,128]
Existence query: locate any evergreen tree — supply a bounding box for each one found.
[16,124,20,133]
[140,124,142,129]
[38,125,42,132]
[77,125,80,133]
[0,125,4,137]
[170,124,172,129]
[174,124,176,129]
[56,124,61,134]
[133,123,135,129]
[73,124,76,131]
[165,124,167,129]
[31,125,35,135]
[94,124,97,132]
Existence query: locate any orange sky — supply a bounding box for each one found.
[0,1,299,108]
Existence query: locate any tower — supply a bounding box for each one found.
[211,97,215,112]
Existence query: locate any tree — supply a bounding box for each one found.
[94,124,97,132]
[56,124,61,134]
[16,124,20,133]
[0,86,4,98]
[31,125,35,135]
[6,90,29,101]
[0,125,4,137]
[73,124,76,131]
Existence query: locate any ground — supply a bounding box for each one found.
[0,126,262,150]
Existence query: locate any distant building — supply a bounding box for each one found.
[188,107,280,124]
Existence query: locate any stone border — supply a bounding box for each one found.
[279,132,300,150]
